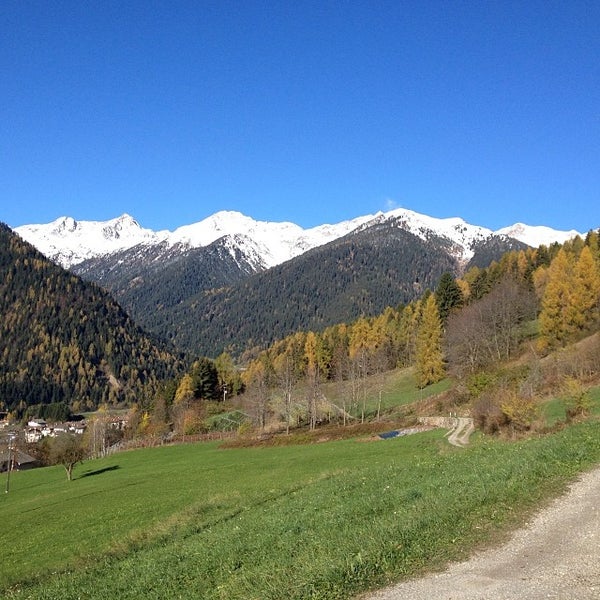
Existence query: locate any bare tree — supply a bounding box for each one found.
[446,277,536,376]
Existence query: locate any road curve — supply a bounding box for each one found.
[447,417,474,447]
[361,466,600,599]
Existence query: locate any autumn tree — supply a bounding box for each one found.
[569,246,600,333]
[49,433,87,481]
[322,323,353,425]
[415,294,445,388]
[348,317,374,422]
[242,353,274,429]
[273,340,302,434]
[174,373,195,405]
[446,276,536,376]
[396,302,420,367]
[538,249,575,350]
[214,352,244,399]
[304,331,329,429]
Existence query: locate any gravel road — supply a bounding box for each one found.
[364,466,600,599]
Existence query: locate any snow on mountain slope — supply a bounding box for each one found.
[496,223,582,248]
[13,208,584,270]
[168,210,374,268]
[14,214,165,268]
[379,208,493,262]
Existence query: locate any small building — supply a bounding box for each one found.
[25,419,51,443]
[0,448,38,472]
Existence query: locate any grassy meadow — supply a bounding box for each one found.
[2,413,600,599]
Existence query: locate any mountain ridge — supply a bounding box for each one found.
[12,208,586,358]
[13,208,584,270]
[0,223,185,416]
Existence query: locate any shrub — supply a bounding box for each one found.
[500,390,539,433]
[472,393,507,434]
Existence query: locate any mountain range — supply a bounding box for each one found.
[14,208,582,270]
[13,209,584,357]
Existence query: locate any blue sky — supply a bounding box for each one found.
[2,1,599,232]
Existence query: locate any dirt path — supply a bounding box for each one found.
[446,417,474,447]
[363,466,600,599]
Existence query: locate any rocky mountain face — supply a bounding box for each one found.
[13,208,579,357]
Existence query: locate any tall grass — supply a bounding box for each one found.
[3,420,600,599]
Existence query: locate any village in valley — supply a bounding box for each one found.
[0,412,128,473]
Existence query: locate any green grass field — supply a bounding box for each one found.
[2,417,600,599]
[321,368,452,421]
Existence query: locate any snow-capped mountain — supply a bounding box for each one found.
[495,223,582,248]
[11,207,589,356]
[13,214,164,268]
[13,208,583,271]
[14,210,374,269]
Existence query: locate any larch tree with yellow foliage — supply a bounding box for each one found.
[569,246,600,332]
[538,249,574,349]
[415,294,445,388]
[538,246,600,350]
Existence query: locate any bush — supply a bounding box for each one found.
[563,377,592,421]
[500,390,539,433]
[472,393,508,434]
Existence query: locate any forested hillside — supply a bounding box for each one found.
[73,236,259,344]
[232,230,600,435]
[65,215,526,357]
[163,224,459,356]
[0,224,186,419]
[123,222,524,357]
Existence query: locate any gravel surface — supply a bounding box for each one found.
[364,466,600,599]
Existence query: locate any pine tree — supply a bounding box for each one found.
[415,294,445,388]
[435,272,464,323]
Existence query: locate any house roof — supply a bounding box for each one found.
[0,449,37,465]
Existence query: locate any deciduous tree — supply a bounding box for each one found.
[415,294,445,387]
[49,433,87,481]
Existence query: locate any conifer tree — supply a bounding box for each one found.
[569,246,600,332]
[538,249,573,349]
[435,272,464,323]
[174,374,195,405]
[415,294,445,388]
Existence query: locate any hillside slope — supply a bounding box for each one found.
[0,224,185,416]
[161,220,526,356]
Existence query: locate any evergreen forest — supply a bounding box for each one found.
[0,224,186,419]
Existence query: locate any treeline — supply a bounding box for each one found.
[124,228,600,439]
[0,224,186,418]
[130,354,245,438]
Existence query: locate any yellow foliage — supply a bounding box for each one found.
[500,391,538,431]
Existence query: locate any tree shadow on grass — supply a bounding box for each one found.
[79,465,120,478]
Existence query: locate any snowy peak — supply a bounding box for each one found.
[167,210,375,268]
[495,223,582,248]
[377,208,493,261]
[15,214,160,268]
[13,208,585,270]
